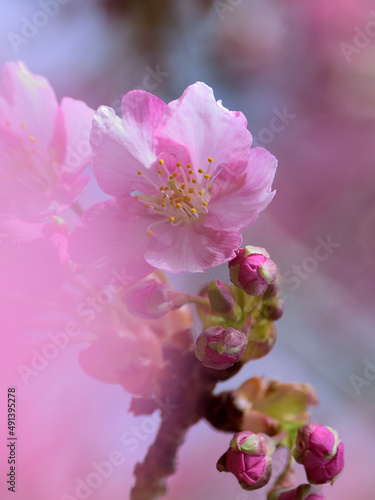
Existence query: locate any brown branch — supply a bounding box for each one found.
[130,350,240,500]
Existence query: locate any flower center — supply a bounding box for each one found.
[134,158,215,237]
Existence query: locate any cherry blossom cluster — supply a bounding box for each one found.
[0,61,344,500]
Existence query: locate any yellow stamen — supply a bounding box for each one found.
[208,157,213,163]
[158,169,163,175]
[134,195,140,199]
[202,201,208,206]
[176,162,181,167]
[190,208,197,213]
[169,217,175,222]
[173,172,178,178]
[158,159,164,164]
[144,203,150,208]
[161,201,166,207]
[189,170,193,175]
[176,203,182,208]
[204,174,210,179]
[137,170,143,175]
[192,179,197,184]
[181,184,186,189]
[189,188,195,193]
[146,230,153,237]
[29,135,36,142]
[199,190,204,195]
[198,168,203,174]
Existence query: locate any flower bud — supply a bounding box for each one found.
[217,431,275,490]
[195,326,247,370]
[229,246,278,296]
[268,484,325,500]
[123,279,173,319]
[242,320,277,361]
[292,423,344,485]
[207,280,234,316]
[262,299,285,321]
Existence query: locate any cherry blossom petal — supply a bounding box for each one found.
[59,97,95,176]
[91,91,167,198]
[155,82,252,175]
[68,198,154,284]
[204,147,277,231]
[144,223,242,273]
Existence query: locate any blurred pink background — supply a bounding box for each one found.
[1,1,374,498]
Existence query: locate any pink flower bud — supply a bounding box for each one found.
[207,280,234,316]
[229,246,278,296]
[217,431,275,491]
[293,423,344,485]
[195,326,248,370]
[123,279,173,319]
[269,484,325,500]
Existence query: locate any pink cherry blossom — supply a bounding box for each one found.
[69,82,277,283]
[0,61,94,222]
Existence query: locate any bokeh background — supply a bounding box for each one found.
[1,1,375,499]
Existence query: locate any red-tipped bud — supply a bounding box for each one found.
[268,484,325,500]
[293,422,344,485]
[217,431,275,491]
[229,246,278,296]
[195,326,247,370]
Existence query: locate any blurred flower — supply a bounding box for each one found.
[69,82,277,283]
[216,0,285,74]
[123,279,174,319]
[0,214,70,300]
[217,431,275,491]
[293,422,344,485]
[195,326,247,370]
[229,246,278,296]
[0,62,94,222]
[78,320,164,398]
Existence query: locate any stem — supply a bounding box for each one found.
[172,291,210,309]
[130,351,219,500]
